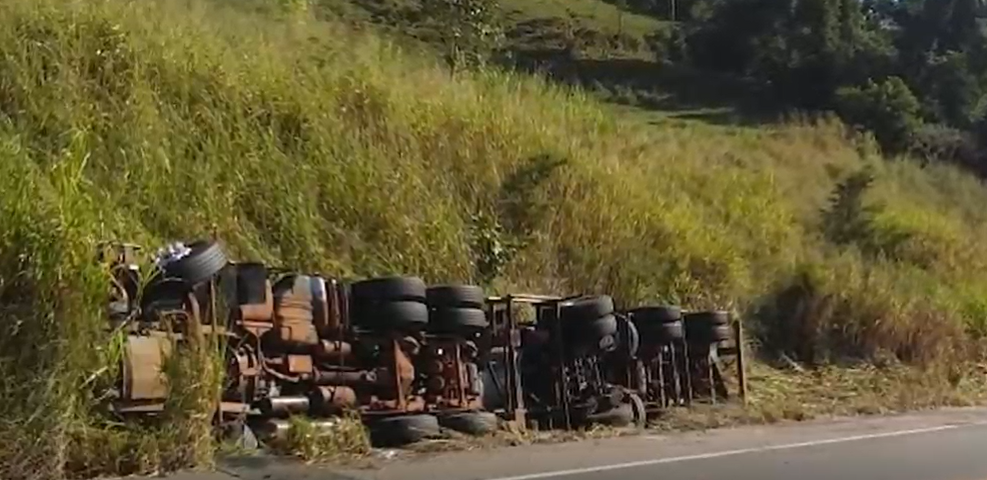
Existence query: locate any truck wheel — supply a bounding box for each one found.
[628,392,647,428]
[163,240,229,286]
[426,285,485,309]
[560,296,615,323]
[428,307,489,332]
[585,403,634,427]
[369,414,441,447]
[350,276,427,304]
[438,411,499,436]
[352,301,429,330]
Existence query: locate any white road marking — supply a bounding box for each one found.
[483,421,987,480]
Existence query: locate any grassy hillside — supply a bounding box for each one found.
[316,0,668,61]
[2,0,987,477]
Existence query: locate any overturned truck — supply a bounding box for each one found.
[101,238,746,445]
[103,240,494,446]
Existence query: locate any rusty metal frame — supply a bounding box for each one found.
[681,316,747,405]
[484,293,586,431]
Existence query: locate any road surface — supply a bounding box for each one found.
[155,407,987,480]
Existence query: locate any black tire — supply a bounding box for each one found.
[711,324,731,342]
[350,276,427,304]
[602,387,627,410]
[628,392,646,428]
[235,263,269,305]
[565,396,600,423]
[428,307,489,332]
[217,264,239,309]
[163,240,229,286]
[685,311,732,343]
[637,320,684,343]
[426,285,485,309]
[352,301,429,330]
[140,278,191,319]
[616,316,640,358]
[597,334,617,353]
[369,414,441,447]
[629,305,682,323]
[585,313,619,339]
[685,324,732,343]
[438,411,498,436]
[660,322,685,341]
[564,313,620,345]
[560,296,615,323]
[684,310,730,326]
[585,403,634,427]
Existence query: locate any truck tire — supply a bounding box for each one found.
[560,296,615,323]
[426,285,485,309]
[438,411,498,436]
[163,240,228,286]
[352,301,429,330]
[350,276,427,304]
[369,414,441,447]
[428,307,489,332]
[629,305,682,323]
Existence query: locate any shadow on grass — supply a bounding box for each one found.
[505,47,782,127]
[594,0,671,20]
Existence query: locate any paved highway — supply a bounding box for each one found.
[157,407,987,480]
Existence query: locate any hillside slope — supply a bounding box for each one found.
[2,0,987,477]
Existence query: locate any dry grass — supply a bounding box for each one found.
[652,361,987,432]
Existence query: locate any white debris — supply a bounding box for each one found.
[153,241,192,269]
[373,449,400,461]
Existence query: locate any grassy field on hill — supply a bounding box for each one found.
[3,0,987,478]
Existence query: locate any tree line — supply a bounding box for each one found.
[407,0,987,173]
[663,0,987,172]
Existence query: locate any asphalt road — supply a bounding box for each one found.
[154,407,987,480]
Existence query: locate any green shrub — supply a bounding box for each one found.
[834,77,924,154]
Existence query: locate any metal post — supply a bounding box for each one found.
[554,301,572,430]
[681,339,692,405]
[660,346,668,406]
[707,346,716,404]
[506,300,527,428]
[735,319,748,405]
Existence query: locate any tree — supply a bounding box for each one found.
[686,0,892,108]
[419,0,506,74]
[821,166,879,248]
[835,77,923,154]
[917,51,982,128]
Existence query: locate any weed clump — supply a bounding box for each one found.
[265,414,372,463]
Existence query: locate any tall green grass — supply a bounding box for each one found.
[3,0,987,477]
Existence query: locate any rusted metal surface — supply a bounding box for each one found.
[421,337,484,411]
[313,368,377,386]
[286,354,314,375]
[274,276,319,348]
[392,337,417,402]
[314,340,353,361]
[366,395,426,412]
[112,239,748,442]
[122,335,171,401]
[311,385,357,413]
